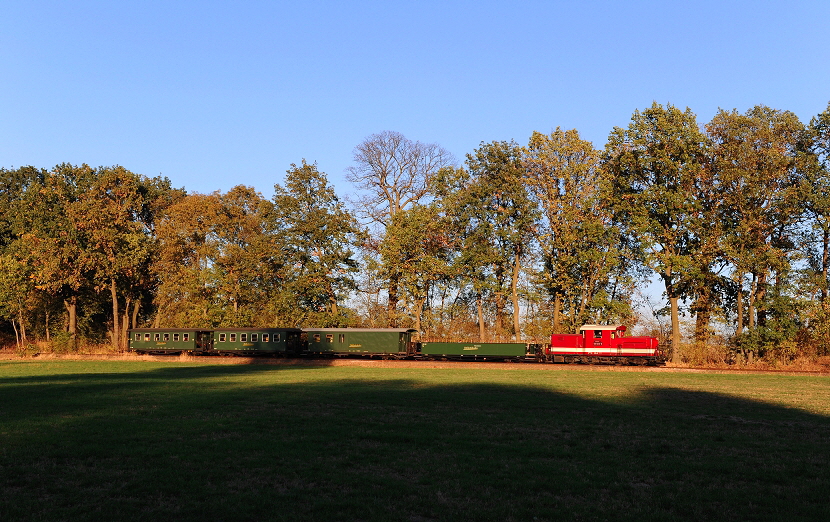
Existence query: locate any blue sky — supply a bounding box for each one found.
[2,1,829,198]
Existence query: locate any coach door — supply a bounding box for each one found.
[196,331,213,352]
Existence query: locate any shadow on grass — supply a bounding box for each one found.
[0,365,828,522]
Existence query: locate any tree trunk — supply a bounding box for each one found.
[121,297,132,350]
[131,300,140,331]
[476,293,485,342]
[553,294,561,334]
[64,297,77,338]
[414,296,425,334]
[387,273,399,327]
[494,293,504,339]
[695,307,711,344]
[18,309,27,343]
[756,271,767,328]
[693,280,712,343]
[822,228,829,301]
[577,287,589,325]
[748,275,757,329]
[511,252,521,340]
[670,296,681,364]
[110,278,119,351]
[45,311,50,342]
[11,318,19,348]
[736,288,744,337]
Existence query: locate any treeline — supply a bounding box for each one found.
[2,102,830,363]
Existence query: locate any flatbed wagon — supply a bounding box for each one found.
[419,341,536,361]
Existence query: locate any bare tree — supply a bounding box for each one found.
[347,130,454,226]
[346,131,455,325]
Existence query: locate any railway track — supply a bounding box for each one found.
[3,351,829,375]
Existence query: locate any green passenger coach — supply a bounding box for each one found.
[304,328,418,357]
[128,328,212,354]
[128,327,303,355]
[213,328,303,355]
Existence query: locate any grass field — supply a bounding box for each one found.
[1,361,829,521]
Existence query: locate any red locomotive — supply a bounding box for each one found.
[547,324,661,364]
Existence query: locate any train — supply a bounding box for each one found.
[128,324,663,365]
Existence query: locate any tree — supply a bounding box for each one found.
[153,193,227,327]
[604,103,709,361]
[15,164,97,340]
[524,128,639,333]
[154,187,281,328]
[437,141,537,340]
[379,203,456,334]
[72,166,154,350]
[804,102,830,302]
[346,131,454,324]
[707,106,808,352]
[272,161,363,326]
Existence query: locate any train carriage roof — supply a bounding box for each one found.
[212,327,303,332]
[302,328,417,333]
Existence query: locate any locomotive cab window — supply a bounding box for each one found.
[219,333,226,342]
[594,330,603,339]
[262,333,269,342]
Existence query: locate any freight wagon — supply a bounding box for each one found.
[419,341,536,361]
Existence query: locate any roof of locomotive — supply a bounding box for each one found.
[579,324,626,331]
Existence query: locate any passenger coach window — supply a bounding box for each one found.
[326,334,333,343]
[154,333,160,341]
[230,333,237,342]
[145,333,150,341]
[241,333,248,342]
[135,333,140,341]
[594,330,603,339]
[173,334,180,341]
[313,334,320,342]
[183,334,189,341]
[164,333,170,341]
[339,334,345,343]
[262,333,269,342]
[252,333,258,342]
[219,333,226,342]
[275,333,281,342]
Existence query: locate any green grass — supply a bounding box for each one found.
[1,361,829,521]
